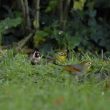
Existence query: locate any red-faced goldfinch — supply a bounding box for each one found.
[30,48,41,65]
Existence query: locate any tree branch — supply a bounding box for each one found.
[16,32,34,51]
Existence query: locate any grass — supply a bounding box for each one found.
[0,50,110,110]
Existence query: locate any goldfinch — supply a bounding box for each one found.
[30,48,41,65]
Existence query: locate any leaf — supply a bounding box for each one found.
[66,34,81,50]
[0,17,22,44]
[45,0,59,12]
[73,0,86,11]
[33,30,49,47]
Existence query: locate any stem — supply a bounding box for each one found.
[20,0,31,30]
[59,0,64,28]
[63,0,71,30]
[34,0,40,30]
[24,0,31,29]
[16,32,34,51]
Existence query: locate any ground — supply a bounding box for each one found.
[0,50,110,110]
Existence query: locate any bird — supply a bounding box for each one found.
[30,48,41,65]
[54,49,67,64]
[63,61,91,75]
[45,49,67,64]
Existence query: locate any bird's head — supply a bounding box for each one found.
[80,61,92,71]
[30,48,41,65]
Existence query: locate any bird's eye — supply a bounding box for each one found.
[88,62,91,65]
[58,52,64,56]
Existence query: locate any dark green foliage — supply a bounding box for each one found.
[45,0,59,12]
[0,17,22,44]
[0,0,110,53]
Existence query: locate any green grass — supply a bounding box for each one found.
[0,51,110,110]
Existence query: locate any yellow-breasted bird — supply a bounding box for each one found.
[54,50,67,64]
[63,61,91,75]
[46,49,67,64]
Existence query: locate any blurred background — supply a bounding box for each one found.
[0,0,110,55]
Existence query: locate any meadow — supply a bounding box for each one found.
[0,50,110,110]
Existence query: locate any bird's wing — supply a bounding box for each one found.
[64,65,81,72]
